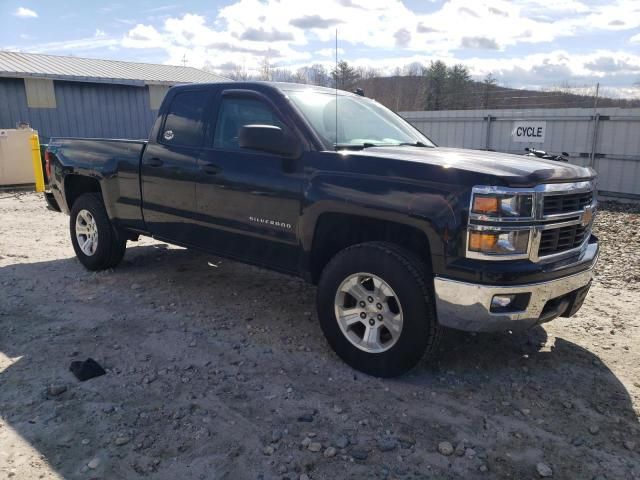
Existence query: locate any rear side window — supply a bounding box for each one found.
[161,90,208,147]
[213,97,283,150]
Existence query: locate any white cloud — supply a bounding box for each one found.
[316,47,345,57]
[14,7,38,18]
[122,24,167,49]
[119,0,640,71]
[8,0,639,95]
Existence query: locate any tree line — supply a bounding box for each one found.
[216,59,638,111]
[222,59,499,110]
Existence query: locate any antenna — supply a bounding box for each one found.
[335,28,338,148]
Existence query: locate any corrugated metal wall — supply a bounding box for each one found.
[401,108,640,199]
[0,77,158,142]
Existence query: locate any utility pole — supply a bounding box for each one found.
[181,54,188,67]
[589,82,600,167]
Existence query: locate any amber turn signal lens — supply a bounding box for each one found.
[468,231,498,251]
[472,196,499,214]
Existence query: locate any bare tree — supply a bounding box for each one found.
[271,68,295,82]
[228,64,250,81]
[259,56,272,81]
[483,73,497,109]
[356,66,380,80]
[307,64,330,87]
[403,62,423,77]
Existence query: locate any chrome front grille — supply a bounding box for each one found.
[536,183,596,259]
[543,191,593,216]
[538,224,588,256]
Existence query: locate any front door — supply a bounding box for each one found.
[141,88,210,244]
[193,91,303,273]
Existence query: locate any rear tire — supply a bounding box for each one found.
[70,193,126,271]
[317,242,441,377]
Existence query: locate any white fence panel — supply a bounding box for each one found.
[401,108,640,199]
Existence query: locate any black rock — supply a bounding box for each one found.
[377,437,398,452]
[350,448,369,461]
[69,358,106,381]
[335,435,350,449]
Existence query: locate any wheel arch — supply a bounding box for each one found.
[63,174,102,211]
[306,211,439,284]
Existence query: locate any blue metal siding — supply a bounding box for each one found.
[0,77,159,142]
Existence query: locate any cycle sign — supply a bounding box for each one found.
[512,121,546,143]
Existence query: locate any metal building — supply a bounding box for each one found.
[0,51,227,142]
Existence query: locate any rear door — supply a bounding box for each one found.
[141,88,211,243]
[193,89,304,273]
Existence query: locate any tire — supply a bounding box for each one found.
[317,242,441,377]
[69,193,126,271]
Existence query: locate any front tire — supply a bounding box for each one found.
[70,193,126,271]
[317,242,441,377]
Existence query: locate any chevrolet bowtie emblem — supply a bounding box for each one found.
[582,206,594,227]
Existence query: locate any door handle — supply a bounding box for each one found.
[148,157,163,167]
[201,163,222,175]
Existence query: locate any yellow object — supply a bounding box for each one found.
[30,133,45,193]
[469,231,498,251]
[472,196,499,214]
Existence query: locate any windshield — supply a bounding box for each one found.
[287,90,435,149]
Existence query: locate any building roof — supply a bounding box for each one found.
[0,51,228,86]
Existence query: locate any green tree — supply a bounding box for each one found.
[331,60,361,90]
[423,60,448,110]
[446,64,472,109]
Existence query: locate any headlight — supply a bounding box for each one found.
[468,230,530,255]
[472,194,533,218]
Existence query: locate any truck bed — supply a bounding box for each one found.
[47,137,147,231]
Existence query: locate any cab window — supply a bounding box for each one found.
[160,90,208,148]
[213,97,283,150]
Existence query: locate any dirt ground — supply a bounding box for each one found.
[1,192,639,480]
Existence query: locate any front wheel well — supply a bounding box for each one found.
[309,213,432,283]
[64,175,102,210]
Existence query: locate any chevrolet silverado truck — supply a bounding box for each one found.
[45,82,599,377]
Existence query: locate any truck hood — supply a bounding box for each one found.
[354,146,595,187]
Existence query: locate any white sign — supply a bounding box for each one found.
[512,121,546,143]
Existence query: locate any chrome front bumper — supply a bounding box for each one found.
[434,264,595,332]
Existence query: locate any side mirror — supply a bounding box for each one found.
[238,125,301,158]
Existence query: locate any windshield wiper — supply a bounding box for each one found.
[333,141,431,151]
[396,141,431,147]
[334,143,378,150]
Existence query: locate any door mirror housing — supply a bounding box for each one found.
[238,125,301,158]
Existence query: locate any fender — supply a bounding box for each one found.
[299,168,466,272]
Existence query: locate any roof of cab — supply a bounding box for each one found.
[171,80,361,97]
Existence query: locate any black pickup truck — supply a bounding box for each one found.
[46,81,599,377]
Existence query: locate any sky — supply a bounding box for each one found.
[1,0,640,97]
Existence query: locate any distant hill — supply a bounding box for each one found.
[353,76,640,111]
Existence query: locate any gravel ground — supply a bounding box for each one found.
[0,192,639,480]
